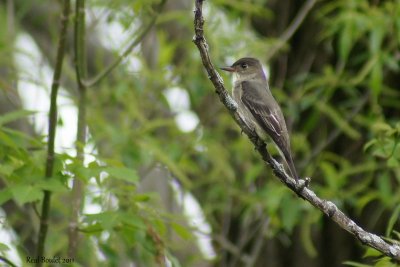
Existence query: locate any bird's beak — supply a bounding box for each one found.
[220,66,235,72]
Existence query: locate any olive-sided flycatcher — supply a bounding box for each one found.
[221,57,299,180]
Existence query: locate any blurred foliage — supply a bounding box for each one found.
[0,0,399,266]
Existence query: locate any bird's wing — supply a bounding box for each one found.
[240,80,298,179]
[240,80,289,144]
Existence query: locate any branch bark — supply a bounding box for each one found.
[67,0,86,258]
[35,0,71,265]
[192,0,400,260]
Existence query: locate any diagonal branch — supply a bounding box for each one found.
[299,91,370,170]
[81,0,167,88]
[192,0,400,260]
[0,255,17,267]
[266,0,317,60]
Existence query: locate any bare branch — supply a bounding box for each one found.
[193,0,400,260]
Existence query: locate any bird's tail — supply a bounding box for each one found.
[272,136,299,180]
[284,152,299,181]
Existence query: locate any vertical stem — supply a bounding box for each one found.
[67,89,86,258]
[35,0,71,266]
[6,0,15,35]
[74,0,86,85]
[68,0,87,258]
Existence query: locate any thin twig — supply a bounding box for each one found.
[0,255,18,267]
[245,217,270,267]
[266,0,317,60]
[230,214,263,266]
[230,209,269,267]
[35,0,71,265]
[213,234,249,264]
[193,0,400,260]
[82,0,167,88]
[220,199,233,265]
[299,91,370,170]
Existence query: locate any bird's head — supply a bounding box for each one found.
[221,57,265,80]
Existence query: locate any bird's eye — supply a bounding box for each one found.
[241,63,248,69]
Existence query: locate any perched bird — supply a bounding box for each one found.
[221,57,299,180]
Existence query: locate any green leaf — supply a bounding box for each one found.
[363,247,383,258]
[350,55,378,85]
[0,188,13,205]
[105,167,139,184]
[0,163,16,176]
[386,204,400,236]
[343,261,372,267]
[316,101,361,140]
[36,179,68,193]
[0,130,19,148]
[392,231,400,242]
[171,222,192,240]
[375,258,397,267]
[244,164,263,185]
[339,22,353,62]
[0,110,35,126]
[11,184,43,205]
[356,191,379,213]
[377,174,392,205]
[370,63,383,97]
[320,161,339,190]
[84,211,121,230]
[0,242,10,252]
[300,215,317,257]
[132,194,151,202]
[0,127,42,149]
[369,25,384,54]
[214,0,272,18]
[79,223,103,234]
[387,157,399,168]
[364,139,377,152]
[139,141,192,188]
[119,213,146,230]
[280,196,301,233]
